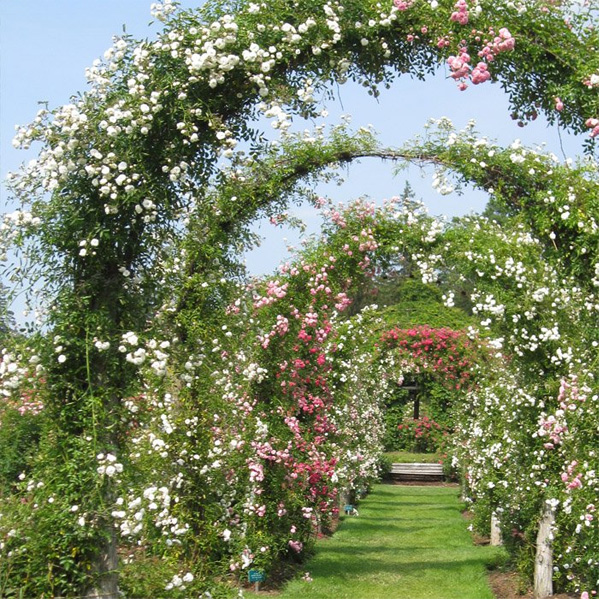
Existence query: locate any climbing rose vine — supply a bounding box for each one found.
[380,325,482,390]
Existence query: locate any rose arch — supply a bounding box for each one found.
[0,0,597,597]
[377,324,487,442]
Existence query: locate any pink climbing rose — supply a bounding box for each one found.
[554,97,564,111]
[450,0,469,25]
[471,62,491,84]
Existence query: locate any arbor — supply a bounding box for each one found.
[0,0,597,597]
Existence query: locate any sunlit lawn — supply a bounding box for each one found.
[262,484,504,599]
[384,451,442,463]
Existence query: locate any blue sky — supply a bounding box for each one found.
[0,1,588,292]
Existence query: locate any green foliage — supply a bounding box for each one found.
[424,380,458,428]
[0,488,100,598]
[353,278,476,330]
[376,453,393,479]
[382,392,412,451]
[0,407,43,495]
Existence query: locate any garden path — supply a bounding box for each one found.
[274,484,504,599]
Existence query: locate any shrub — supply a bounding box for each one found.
[0,407,43,494]
[396,416,448,453]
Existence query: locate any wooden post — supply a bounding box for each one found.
[534,503,556,599]
[412,387,420,420]
[87,521,119,598]
[490,512,503,546]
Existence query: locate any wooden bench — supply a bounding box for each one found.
[389,462,444,481]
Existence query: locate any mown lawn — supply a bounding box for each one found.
[263,484,504,599]
[384,451,442,464]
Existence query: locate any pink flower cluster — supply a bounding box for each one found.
[583,504,596,525]
[447,26,515,90]
[357,229,378,253]
[259,313,293,348]
[450,0,469,25]
[393,0,413,10]
[557,377,586,410]
[327,209,347,229]
[561,460,583,490]
[585,118,599,137]
[233,199,399,554]
[539,413,568,449]
[381,326,478,389]
[4,373,45,416]
[251,440,291,464]
[248,461,265,483]
[334,292,352,312]
[448,48,471,80]
[488,28,516,54]
[253,280,289,309]
[470,62,491,84]
[15,396,44,416]
[269,213,288,226]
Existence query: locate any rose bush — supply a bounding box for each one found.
[396,416,448,453]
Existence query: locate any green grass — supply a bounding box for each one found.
[261,485,504,599]
[384,451,442,463]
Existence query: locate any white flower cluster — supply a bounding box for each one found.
[411,251,442,284]
[120,331,145,365]
[0,211,41,260]
[147,339,172,377]
[421,217,445,243]
[1,210,40,229]
[242,362,268,383]
[472,292,506,327]
[11,103,91,194]
[262,102,293,132]
[432,170,455,195]
[78,238,99,257]
[442,291,455,307]
[12,0,395,204]
[0,351,26,396]
[94,338,111,352]
[112,483,189,543]
[165,571,194,591]
[150,0,177,22]
[96,452,124,478]
[118,332,173,376]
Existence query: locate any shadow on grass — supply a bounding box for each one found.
[333,518,446,536]
[372,487,454,496]
[274,486,501,599]
[362,500,461,509]
[308,553,497,579]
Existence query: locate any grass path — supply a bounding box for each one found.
[275,484,504,599]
